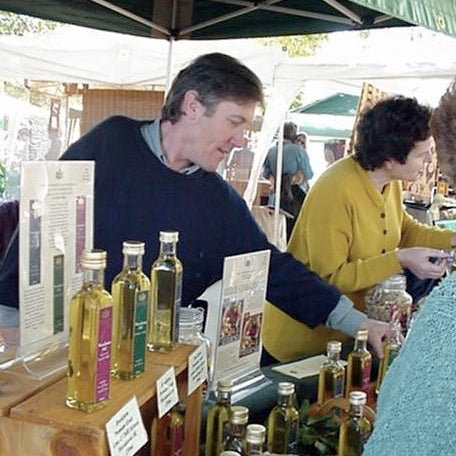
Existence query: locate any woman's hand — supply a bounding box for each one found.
[396,247,448,279]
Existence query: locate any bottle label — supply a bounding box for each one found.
[361,358,372,394]
[53,254,64,333]
[173,271,183,343]
[133,290,148,375]
[96,306,112,403]
[288,419,298,453]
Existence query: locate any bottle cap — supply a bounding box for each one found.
[159,231,179,243]
[217,379,234,393]
[179,307,205,327]
[230,406,249,424]
[246,424,266,444]
[349,391,367,405]
[81,249,107,269]
[384,274,407,289]
[278,381,295,395]
[327,340,342,352]
[122,240,145,255]
[220,452,241,456]
[356,329,368,340]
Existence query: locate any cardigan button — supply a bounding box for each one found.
[381,249,386,254]
[383,229,387,235]
[380,212,386,218]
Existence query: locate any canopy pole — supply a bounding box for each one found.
[165,38,175,95]
[273,120,285,246]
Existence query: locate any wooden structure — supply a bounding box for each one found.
[0,344,201,456]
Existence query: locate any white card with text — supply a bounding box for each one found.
[188,343,208,395]
[106,396,148,456]
[156,367,179,418]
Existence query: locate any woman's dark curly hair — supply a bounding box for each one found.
[431,81,456,185]
[355,96,432,171]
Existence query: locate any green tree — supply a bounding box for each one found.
[257,34,327,57]
[0,11,61,36]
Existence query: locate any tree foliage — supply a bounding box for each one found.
[0,11,60,36]
[257,34,328,57]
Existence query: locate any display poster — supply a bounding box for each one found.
[19,161,94,355]
[208,250,270,384]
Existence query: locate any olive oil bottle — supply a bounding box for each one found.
[66,249,113,412]
[111,241,150,379]
[267,382,300,454]
[205,379,233,456]
[318,340,345,405]
[222,406,249,456]
[346,329,371,398]
[376,319,402,394]
[337,391,372,456]
[148,231,183,352]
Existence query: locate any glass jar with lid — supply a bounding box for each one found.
[178,307,212,395]
[364,274,412,336]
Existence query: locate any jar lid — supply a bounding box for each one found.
[383,274,407,289]
[81,249,107,269]
[230,406,249,424]
[179,307,204,326]
[220,452,241,456]
[159,231,179,243]
[356,329,368,340]
[327,340,342,352]
[217,379,233,392]
[246,424,266,443]
[122,240,145,255]
[349,391,367,405]
[278,382,295,395]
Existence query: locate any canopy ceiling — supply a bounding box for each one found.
[0,0,454,40]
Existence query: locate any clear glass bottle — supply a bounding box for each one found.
[346,329,371,398]
[111,240,150,380]
[267,382,300,454]
[364,274,412,336]
[205,379,233,456]
[246,424,266,455]
[179,307,212,398]
[148,231,183,352]
[318,340,345,405]
[222,406,249,456]
[337,391,372,456]
[376,319,402,394]
[66,249,113,412]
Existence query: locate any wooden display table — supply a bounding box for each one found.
[0,344,202,456]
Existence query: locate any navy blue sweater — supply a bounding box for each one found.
[0,117,340,328]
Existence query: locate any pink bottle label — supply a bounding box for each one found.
[95,306,112,403]
[361,359,372,395]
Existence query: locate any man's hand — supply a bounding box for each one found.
[358,318,389,358]
[396,247,448,279]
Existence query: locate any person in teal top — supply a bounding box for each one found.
[364,81,456,456]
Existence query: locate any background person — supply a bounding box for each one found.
[263,96,453,362]
[0,53,389,358]
[364,81,456,456]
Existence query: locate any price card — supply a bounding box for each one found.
[188,343,208,395]
[106,396,148,456]
[156,367,179,418]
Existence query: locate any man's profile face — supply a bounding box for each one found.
[188,99,256,172]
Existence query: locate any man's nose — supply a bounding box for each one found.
[231,131,246,148]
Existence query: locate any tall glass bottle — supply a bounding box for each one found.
[149,231,183,352]
[267,382,300,454]
[376,319,402,394]
[205,379,233,456]
[66,249,113,412]
[246,424,266,455]
[112,240,150,380]
[337,391,372,456]
[222,406,249,456]
[318,340,345,405]
[346,329,371,398]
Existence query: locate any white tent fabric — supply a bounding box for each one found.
[0,25,285,87]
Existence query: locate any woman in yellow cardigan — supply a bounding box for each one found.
[263,96,456,363]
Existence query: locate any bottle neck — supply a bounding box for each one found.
[83,267,104,287]
[160,240,177,257]
[277,392,293,407]
[229,423,246,438]
[327,349,341,363]
[349,402,365,420]
[246,441,263,454]
[354,338,367,351]
[123,253,143,270]
[216,390,232,406]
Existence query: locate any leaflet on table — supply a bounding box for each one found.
[212,250,270,383]
[19,161,94,356]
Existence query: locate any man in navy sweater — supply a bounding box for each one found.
[0,53,387,363]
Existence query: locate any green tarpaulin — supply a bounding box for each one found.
[0,0,454,40]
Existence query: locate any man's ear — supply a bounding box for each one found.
[180,90,204,121]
